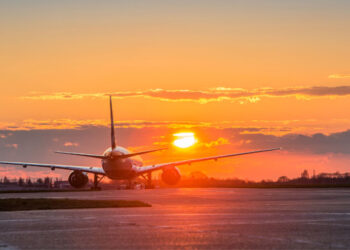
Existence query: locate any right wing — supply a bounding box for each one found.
[136,148,280,174]
[0,161,106,175]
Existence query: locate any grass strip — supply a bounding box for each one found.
[0,189,95,194]
[0,198,151,211]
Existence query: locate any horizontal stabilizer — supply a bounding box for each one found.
[55,148,167,160]
[55,151,106,159]
[112,148,167,159]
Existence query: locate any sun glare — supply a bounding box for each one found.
[173,132,197,148]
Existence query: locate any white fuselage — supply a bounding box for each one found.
[101,147,143,180]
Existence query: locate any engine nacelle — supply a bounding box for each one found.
[68,171,89,188]
[161,167,181,185]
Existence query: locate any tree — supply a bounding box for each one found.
[189,171,208,180]
[44,177,51,187]
[18,177,24,186]
[301,170,309,179]
[3,176,10,184]
[277,176,289,183]
[26,178,32,186]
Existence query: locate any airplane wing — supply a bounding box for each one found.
[0,161,106,175]
[136,148,280,175]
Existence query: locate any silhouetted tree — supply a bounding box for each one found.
[26,178,32,186]
[3,176,10,184]
[44,177,51,187]
[18,177,24,186]
[277,176,289,183]
[189,171,208,180]
[301,170,309,179]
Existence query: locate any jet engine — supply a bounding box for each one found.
[68,171,89,188]
[161,167,181,185]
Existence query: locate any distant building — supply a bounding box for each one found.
[54,181,71,189]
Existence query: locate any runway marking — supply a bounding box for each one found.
[82,216,96,220]
[2,212,350,224]
[0,226,346,249]
[0,227,103,235]
[236,233,345,249]
[0,224,141,235]
[308,222,350,228]
[0,219,41,223]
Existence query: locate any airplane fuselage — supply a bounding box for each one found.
[101,147,143,180]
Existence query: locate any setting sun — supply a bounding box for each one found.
[173,132,198,148]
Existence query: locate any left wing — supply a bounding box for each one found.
[0,161,105,175]
[136,148,280,175]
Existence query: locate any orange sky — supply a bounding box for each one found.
[1,1,350,180]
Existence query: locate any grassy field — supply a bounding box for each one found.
[0,198,151,211]
[0,189,93,194]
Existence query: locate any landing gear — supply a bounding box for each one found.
[91,174,104,191]
[142,172,154,189]
[127,179,134,189]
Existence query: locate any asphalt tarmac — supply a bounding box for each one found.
[0,188,350,249]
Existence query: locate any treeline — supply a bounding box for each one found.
[0,177,56,188]
[2,169,350,189]
[155,170,350,188]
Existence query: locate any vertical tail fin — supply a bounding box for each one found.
[109,96,116,149]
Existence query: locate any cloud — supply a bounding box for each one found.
[201,137,230,148]
[64,142,79,147]
[2,118,350,138]
[0,119,216,131]
[22,92,105,100]
[2,124,350,161]
[328,74,350,79]
[21,85,350,104]
[2,126,350,180]
[237,129,350,155]
[5,144,18,149]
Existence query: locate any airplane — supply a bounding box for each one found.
[0,97,280,189]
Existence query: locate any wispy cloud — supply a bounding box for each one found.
[64,142,79,147]
[2,125,350,180]
[21,85,350,104]
[328,74,350,79]
[5,144,18,149]
[201,137,230,148]
[3,125,350,158]
[0,119,215,130]
[2,118,350,137]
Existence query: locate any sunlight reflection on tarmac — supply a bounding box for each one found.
[0,188,350,249]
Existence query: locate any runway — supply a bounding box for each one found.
[1,188,350,249]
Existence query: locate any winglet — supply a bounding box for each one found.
[110,96,116,149]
